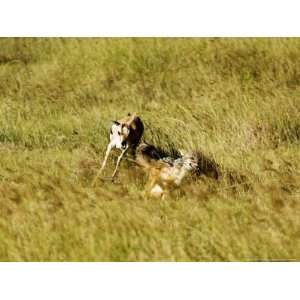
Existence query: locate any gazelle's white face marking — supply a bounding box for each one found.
[178,150,198,171]
[182,154,198,171]
[110,122,130,150]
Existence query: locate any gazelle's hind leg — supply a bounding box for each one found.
[111,146,128,179]
[92,143,113,186]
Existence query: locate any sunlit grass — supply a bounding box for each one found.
[0,38,299,261]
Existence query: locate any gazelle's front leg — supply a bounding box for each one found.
[92,143,113,186]
[111,146,128,179]
[100,143,113,173]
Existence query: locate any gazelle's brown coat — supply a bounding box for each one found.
[92,113,144,184]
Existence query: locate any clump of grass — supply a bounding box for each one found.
[0,38,299,261]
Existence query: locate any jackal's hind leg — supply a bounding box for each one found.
[150,184,164,198]
[145,173,164,198]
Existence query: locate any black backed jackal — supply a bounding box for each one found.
[136,142,199,197]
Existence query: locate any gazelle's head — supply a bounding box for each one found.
[110,121,131,150]
[179,150,199,171]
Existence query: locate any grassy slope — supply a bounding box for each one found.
[0,38,299,261]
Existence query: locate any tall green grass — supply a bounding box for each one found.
[0,38,299,261]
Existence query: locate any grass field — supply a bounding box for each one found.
[0,38,299,261]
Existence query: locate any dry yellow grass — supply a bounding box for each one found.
[0,38,299,261]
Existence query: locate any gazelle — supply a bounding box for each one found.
[135,142,199,197]
[92,113,144,185]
